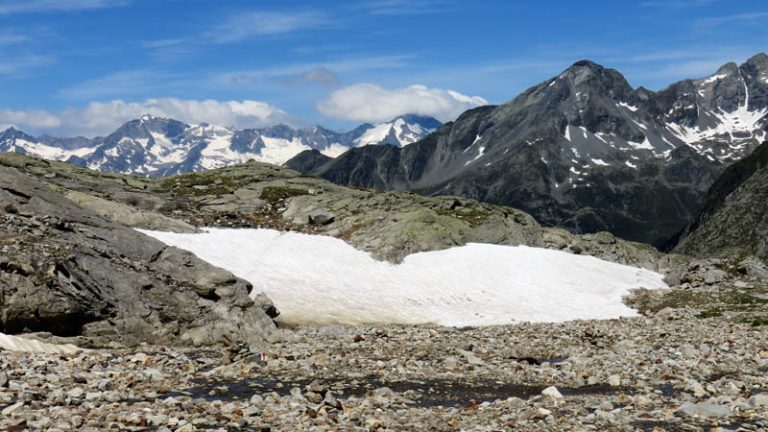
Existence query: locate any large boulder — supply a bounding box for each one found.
[0,165,277,347]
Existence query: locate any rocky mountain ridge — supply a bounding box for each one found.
[0,114,441,176]
[674,141,768,261]
[288,53,768,246]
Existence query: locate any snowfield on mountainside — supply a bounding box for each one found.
[142,228,668,327]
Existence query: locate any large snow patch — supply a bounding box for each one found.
[141,228,667,327]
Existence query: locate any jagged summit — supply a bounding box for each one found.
[570,59,604,69]
[0,127,39,146]
[397,114,444,129]
[714,62,740,76]
[352,114,443,148]
[746,52,768,70]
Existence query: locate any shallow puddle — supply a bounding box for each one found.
[170,375,633,408]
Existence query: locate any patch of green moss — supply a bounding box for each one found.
[339,223,364,241]
[731,292,768,305]
[745,316,768,326]
[713,262,744,277]
[259,186,309,203]
[696,308,723,319]
[156,172,251,196]
[435,206,492,226]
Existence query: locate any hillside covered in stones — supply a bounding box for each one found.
[674,141,768,262]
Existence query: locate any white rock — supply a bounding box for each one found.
[748,393,768,408]
[66,387,84,399]
[1,401,23,416]
[677,402,730,418]
[85,391,102,402]
[608,375,622,387]
[542,386,564,399]
[147,415,169,426]
[690,381,707,398]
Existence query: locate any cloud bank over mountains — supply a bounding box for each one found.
[316,84,488,123]
[0,98,296,137]
[0,85,487,136]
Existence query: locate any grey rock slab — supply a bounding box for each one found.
[677,402,731,418]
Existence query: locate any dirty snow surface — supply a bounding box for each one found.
[0,333,81,353]
[142,228,667,327]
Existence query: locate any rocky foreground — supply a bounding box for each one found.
[1,312,767,431]
[2,153,768,430]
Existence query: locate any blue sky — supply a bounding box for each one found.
[0,0,766,136]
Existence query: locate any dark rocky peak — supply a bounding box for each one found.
[636,87,656,100]
[138,115,188,138]
[350,123,374,133]
[560,60,635,99]
[108,116,188,143]
[741,53,768,112]
[342,123,375,141]
[307,125,338,135]
[260,124,296,139]
[695,62,752,113]
[714,62,739,76]
[109,120,153,141]
[394,114,443,130]
[570,59,605,71]
[295,126,343,149]
[284,149,334,173]
[0,127,36,142]
[230,129,265,153]
[745,52,768,70]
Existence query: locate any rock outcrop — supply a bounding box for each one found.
[0,163,277,347]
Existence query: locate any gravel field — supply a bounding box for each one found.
[2,311,767,431]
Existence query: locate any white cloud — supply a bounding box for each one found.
[0,30,27,46]
[0,98,296,137]
[292,66,338,86]
[696,12,768,28]
[208,10,329,43]
[57,70,169,100]
[221,55,411,87]
[641,0,718,7]
[0,54,55,75]
[316,83,487,123]
[0,0,128,14]
[355,0,453,16]
[0,108,61,129]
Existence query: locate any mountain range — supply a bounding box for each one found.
[0,114,441,176]
[3,54,768,247]
[287,53,768,246]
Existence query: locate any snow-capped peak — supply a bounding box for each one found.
[354,114,441,148]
